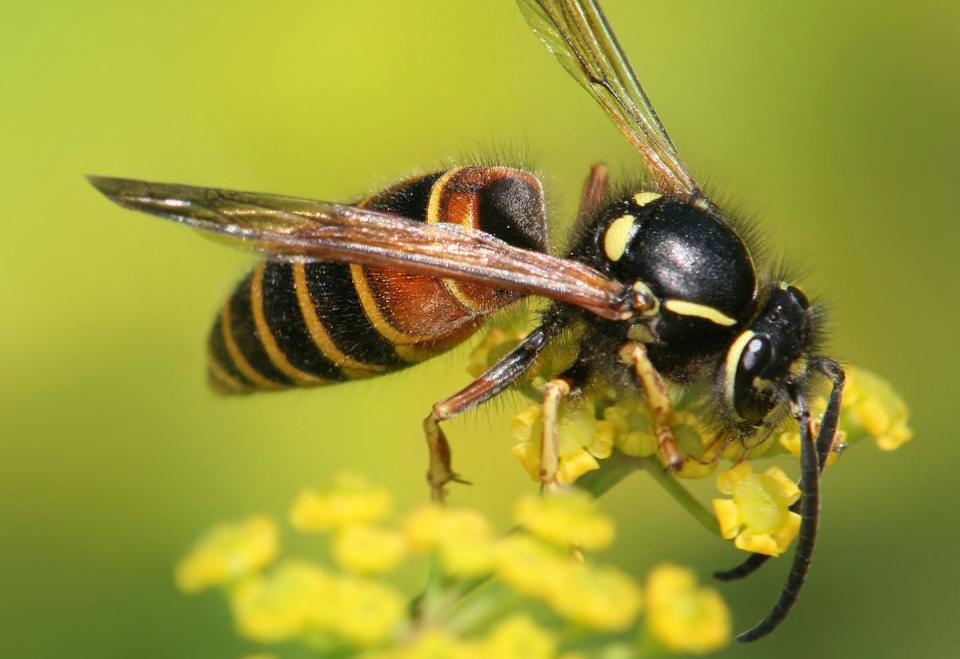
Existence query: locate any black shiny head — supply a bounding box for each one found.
[722,283,814,425]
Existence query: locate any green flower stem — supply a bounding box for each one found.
[578,451,719,535]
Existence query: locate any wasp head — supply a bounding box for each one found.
[721,283,815,426]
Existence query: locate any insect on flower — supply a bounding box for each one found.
[89,0,848,642]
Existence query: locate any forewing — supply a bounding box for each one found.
[89,176,630,320]
[517,0,700,197]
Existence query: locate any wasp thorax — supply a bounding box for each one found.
[724,284,813,425]
[593,193,757,377]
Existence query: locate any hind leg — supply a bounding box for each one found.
[422,326,550,502]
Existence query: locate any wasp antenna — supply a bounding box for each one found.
[736,393,820,643]
[713,552,770,582]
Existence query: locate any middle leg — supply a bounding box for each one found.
[618,341,684,470]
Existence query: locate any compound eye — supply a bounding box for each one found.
[740,335,773,375]
[733,334,776,424]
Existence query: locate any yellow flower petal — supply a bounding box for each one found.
[645,563,731,654]
[715,462,751,495]
[175,515,278,593]
[711,499,741,540]
[291,474,392,532]
[547,564,643,631]
[405,506,494,576]
[734,531,780,556]
[514,491,615,550]
[327,576,405,646]
[493,535,569,599]
[230,560,332,643]
[481,614,557,659]
[332,525,407,575]
[556,448,600,484]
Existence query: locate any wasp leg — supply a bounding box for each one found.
[539,378,572,492]
[714,358,845,582]
[576,162,610,223]
[618,342,684,470]
[423,326,550,502]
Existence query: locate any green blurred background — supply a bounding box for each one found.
[2,1,957,657]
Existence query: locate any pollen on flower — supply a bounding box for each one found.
[645,563,731,654]
[230,559,333,643]
[175,515,279,593]
[513,491,614,551]
[332,525,407,575]
[290,473,393,532]
[712,463,801,556]
[511,398,616,484]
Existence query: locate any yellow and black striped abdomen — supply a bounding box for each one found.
[208,166,548,394]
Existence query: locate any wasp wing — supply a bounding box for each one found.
[517,0,700,198]
[89,175,630,320]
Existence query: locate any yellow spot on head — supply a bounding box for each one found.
[633,191,662,207]
[663,299,737,326]
[603,214,636,262]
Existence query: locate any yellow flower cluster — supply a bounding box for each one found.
[176,477,732,657]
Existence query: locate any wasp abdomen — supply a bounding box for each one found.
[208,166,547,393]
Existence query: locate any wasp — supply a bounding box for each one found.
[90,0,846,642]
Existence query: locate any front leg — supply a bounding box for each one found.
[618,341,684,470]
[423,326,550,502]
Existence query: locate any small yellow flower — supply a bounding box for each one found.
[603,397,656,458]
[844,367,912,451]
[332,525,407,575]
[481,614,557,659]
[513,491,614,551]
[511,398,616,484]
[327,575,405,646]
[548,563,643,631]
[230,560,332,643]
[645,563,731,654]
[404,505,494,576]
[291,473,392,532]
[712,463,801,556]
[493,534,570,599]
[175,515,279,593]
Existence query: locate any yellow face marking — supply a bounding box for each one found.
[250,264,328,386]
[292,263,386,373]
[220,300,283,390]
[633,191,662,207]
[663,299,737,326]
[724,330,756,407]
[603,214,637,262]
